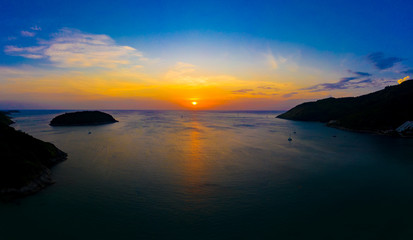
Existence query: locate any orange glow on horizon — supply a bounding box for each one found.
[0,63,329,110]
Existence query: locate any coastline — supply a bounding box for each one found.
[278,115,411,138]
[0,112,68,201]
[50,120,118,126]
[325,122,403,137]
[0,151,67,201]
[1,168,55,199]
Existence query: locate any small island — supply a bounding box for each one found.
[278,80,413,136]
[0,112,67,200]
[50,111,118,126]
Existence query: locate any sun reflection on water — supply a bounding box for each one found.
[180,113,213,210]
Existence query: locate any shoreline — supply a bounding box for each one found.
[0,153,67,201]
[50,120,118,126]
[278,116,412,138]
[0,111,68,201]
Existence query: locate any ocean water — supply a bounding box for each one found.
[1,110,413,239]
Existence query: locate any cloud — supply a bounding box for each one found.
[304,78,374,92]
[21,31,36,37]
[282,92,298,98]
[266,52,286,70]
[164,62,201,85]
[398,76,410,84]
[4,46,46,59]
[303,70,375,92]
[347,70,371,77]
[367,52,404,70]
[5,28,146,68]
[402,69,413,74]
[30,26,42,31]
[340,77,358,82]
[232,89,254,94]
[251,92,269,96]
[231,85,280,96]
[173,62,196,70]
[257,85,278,90]
[355,78,373,84]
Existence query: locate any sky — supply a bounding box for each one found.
[0,0,412,110]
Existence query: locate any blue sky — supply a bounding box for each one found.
[0,0,412,109]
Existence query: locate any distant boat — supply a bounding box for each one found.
[288,137,292,141]
[88,131,92,134]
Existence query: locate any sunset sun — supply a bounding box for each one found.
[192,101,198,106]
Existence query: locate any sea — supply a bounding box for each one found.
[1,110,413,239]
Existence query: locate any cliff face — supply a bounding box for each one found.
[50,111,118,126]
[0,112,67,199]
[277,80,413,133]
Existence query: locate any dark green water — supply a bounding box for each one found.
[1,110,413,239]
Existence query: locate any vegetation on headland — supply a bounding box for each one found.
[0,111,67,199]
[0,111,16,125]
[50,111,118,126]
[277,80,413,136]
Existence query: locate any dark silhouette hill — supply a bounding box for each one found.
[277,80,413,134]
[0,111,14,125]
[0,112,67,199]
[50,111,118,126]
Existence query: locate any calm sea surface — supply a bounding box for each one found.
[1,110,413,239]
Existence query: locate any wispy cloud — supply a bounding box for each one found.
[367,52,404,70]
[4,46,46,59]
[303,78,374,92]
[265,51,286,70]
[402,69,413,74]
[231,85,280,96]
[30,26,42,31]
[303,70,375,92]
[251,92,269,96]
[347,69,371,77]
[5,28,146,68]
[257,85,278,90]
[232,89,254,94]
[282,92,298,98]
[164,62,202,85]
[21,31,36,37]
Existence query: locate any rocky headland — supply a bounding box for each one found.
[277,80,413,136]
[0,112,67,200]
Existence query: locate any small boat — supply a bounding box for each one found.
[288,137,292,141]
